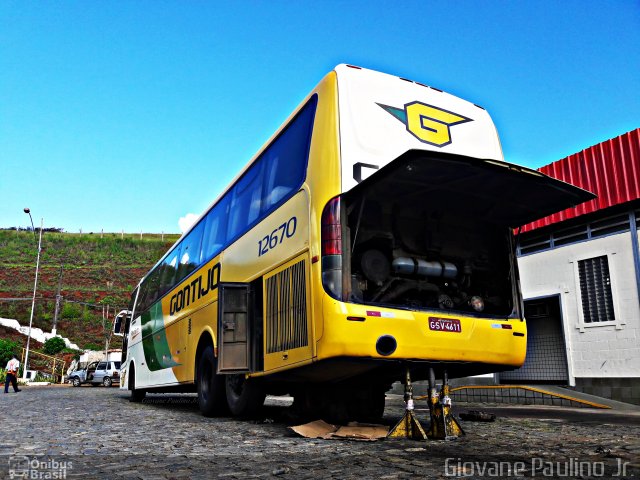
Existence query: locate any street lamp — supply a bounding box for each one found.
[23,208,43,381]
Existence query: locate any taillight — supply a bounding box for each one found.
[321,197,342,255]
[321,197,343,299]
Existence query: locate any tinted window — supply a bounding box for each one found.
[137,267,162,314]
[177,221,204,281]
[227,161,265,241]
[261,96,317,213]
[113,362,121,369]
[133,95,317,316]
[159,246,181,296]
[128,287,138,314]
[97,362,107,370]
[201,195,230,262]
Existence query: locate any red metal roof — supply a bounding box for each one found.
[521,128,640,232]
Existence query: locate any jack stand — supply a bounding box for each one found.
[387,368,428,440]
[426,368,465,440]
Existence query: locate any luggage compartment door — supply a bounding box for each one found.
[217,283,251,373]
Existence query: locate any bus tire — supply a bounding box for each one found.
[129,365,146,402]
[225,374,266,417]
[197,345,227,417]
[351,385,386,423]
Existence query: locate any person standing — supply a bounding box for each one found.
[4,354,21,393]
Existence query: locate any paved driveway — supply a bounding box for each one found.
[1,386,638,478]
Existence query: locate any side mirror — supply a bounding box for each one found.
[113,310,130,337]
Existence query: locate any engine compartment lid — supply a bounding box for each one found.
[344,150,596,228]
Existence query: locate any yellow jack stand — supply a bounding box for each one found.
[387,369,428,440]
[426,369,465,440]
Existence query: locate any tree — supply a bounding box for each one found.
[0,338,20,365]
[43,337,66,355]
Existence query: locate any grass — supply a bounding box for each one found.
[0,229,179,347]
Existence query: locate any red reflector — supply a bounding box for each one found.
[347,316,365,322]
[501,324,513,330]
[311,255,319,264]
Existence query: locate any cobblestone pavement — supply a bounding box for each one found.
[1,385,639,479]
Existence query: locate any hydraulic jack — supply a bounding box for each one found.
[426,368,465,440]
[387,368,428,440]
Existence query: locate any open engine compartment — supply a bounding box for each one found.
[343,191,516,317]
[321,150,596,318]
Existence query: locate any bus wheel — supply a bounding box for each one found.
[128,365,146,402]
[197,345,227,417]
[225,374,266,417]
[349,385,386,423]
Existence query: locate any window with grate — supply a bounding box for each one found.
[578,256,615,323]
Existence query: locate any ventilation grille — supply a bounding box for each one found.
[578,255,615,323]
[265,259,308,354]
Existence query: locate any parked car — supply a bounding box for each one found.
[68,361,121,387]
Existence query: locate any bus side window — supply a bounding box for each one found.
[261,95,316,214]
[201,195,229,262]
[227,161,265,241]
[128,287,138,317]
[159,247,180,296]
[177,221,204,282]
[145,268,162,307]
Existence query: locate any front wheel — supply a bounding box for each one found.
[197,345,227,416]
[226,374,266,417]
[71,377,81,387]
[128,365,146,402]
[103,376,112,387]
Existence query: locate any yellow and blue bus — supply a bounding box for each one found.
[118,65,593,420]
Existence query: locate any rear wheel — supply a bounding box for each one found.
[225,374,266,417]
[293,382,387,424]
[347,384,387,423]
[128,365,146,402]
[197,345,227,416]
[103,376,112,387]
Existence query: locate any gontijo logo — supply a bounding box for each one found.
[378,101,472,147]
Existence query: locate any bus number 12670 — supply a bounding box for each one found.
[258,216,297,257]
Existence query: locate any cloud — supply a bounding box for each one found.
[178,213,198,233]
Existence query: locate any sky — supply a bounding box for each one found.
[1,1,638,234]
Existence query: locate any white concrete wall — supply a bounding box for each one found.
[0,317,80,350]
[518,230,640,383]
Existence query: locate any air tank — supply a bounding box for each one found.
[392,257,458,279]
